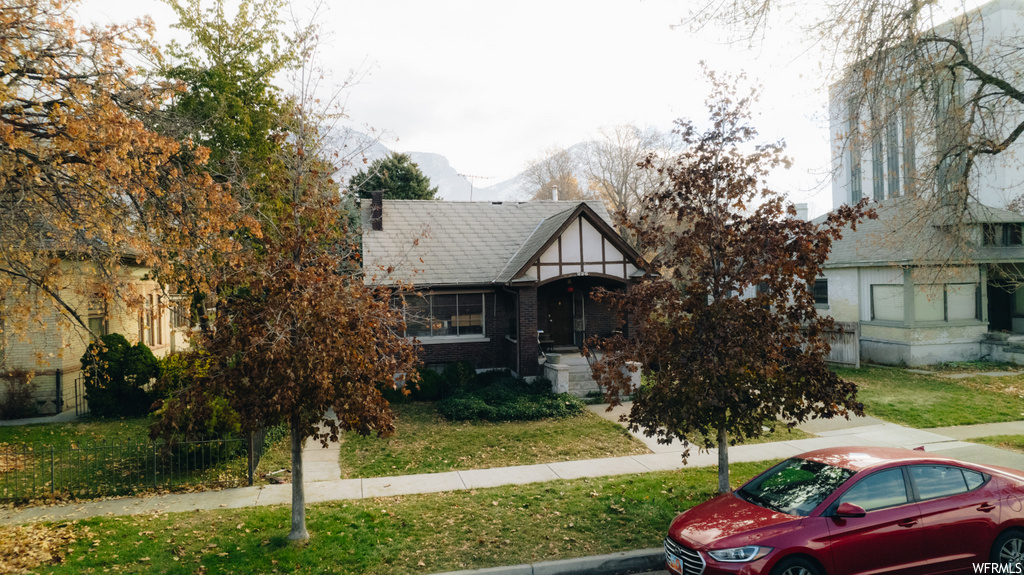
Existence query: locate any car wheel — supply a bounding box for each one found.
[772,557,822,575]
[992,530,1024,568]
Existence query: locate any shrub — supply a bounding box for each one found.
[440,361,476,396]
[436,373,584,422]
[152,350,211,398]
[0,369,38,420]
[410,368,444,401]
[81,333,159,418]
[149,390,242,442]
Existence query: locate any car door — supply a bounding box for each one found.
[826,467,929,575]
[910,465,998,573]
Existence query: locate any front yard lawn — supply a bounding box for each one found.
[835,366,1024,428]
[19,461,775,575]
[338,402,649,478]
[970,435,1024,454]
[0,417,150,446]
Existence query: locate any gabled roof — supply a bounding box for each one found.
[818,198,1024,268]
[362,200,626,286]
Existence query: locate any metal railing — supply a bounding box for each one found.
[0,435,253,501]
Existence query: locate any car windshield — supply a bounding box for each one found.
[737,458,855,517]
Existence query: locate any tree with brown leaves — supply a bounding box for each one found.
[0,0,244,342]
[587,70,874,493]
[155,10,420,541]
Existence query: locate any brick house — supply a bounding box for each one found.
[1,263,189,415]
[361,193,646,385]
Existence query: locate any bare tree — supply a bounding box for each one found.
[583,125,676,229]
[522,146,588,201]
[685,0,1024,287]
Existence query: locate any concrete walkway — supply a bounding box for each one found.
[5,401,1024,526]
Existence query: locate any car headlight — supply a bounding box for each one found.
[706,546,773,562]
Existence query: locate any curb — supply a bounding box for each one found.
[428,548,664,575]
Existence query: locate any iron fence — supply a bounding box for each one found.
[0,435,252,501]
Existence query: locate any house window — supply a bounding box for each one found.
[140,294,156,346]
[87,295,107,339]
[1010,223,1023,246]
[170,297,192,329]
[848,98,862,203]
[399,293,485,338]
[985,223,1024,246]
[946,284,978,321]
[812,278,829,307]
[915,283,978,322]
[886,119,900,197]
[871,284,904,322]
[914,284,945,322]
[871,106,885,202]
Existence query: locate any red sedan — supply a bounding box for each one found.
[664,446,1024,575]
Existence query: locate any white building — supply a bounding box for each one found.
[821,0,1024,366]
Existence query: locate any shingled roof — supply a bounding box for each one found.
[361,200,616,286]
[819,198,1024,268]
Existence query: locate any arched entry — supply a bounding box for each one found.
[537,276,626,351]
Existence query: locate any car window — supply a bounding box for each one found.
[738,458,855,517]
[910,465,969,500]
[963,469,987,491]
[838,468,909,511]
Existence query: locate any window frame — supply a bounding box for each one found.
[397,292,488,342]
[870,284,905,322]
[812,278,829,308]
[835,467,914,513]
[906,464,990,502]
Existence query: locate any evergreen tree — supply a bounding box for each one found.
[348,152,438,200]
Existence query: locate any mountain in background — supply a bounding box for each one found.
[328,128,533,202]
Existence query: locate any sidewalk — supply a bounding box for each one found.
[4,402,1024,526]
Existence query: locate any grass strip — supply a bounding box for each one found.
[969,435,1024,454]
[835,366,1024,428]
[30,460,775,575]
[338,403,649,478]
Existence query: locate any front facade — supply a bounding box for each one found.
[361,195,645,380]
[1,265,188,415]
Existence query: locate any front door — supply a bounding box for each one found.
[548,290,573,345]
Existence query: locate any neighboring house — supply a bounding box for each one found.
[361,193,646,389]
[819,0,1024,366]
[815,199,1024,366]
[0,264,190,415]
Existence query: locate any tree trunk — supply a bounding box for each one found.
[717,425,730,494]
[288,417,309,541]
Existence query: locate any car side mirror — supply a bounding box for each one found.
[834,502,867,518]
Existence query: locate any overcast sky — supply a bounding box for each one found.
[75,0,849,215]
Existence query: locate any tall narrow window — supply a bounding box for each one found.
[144,295,155,346]
[812,278,829,307]
[902,108,916,195]
[936,70,966,200]
[886,119,900,197]
[871,105,885,201]
[849,98,863,203]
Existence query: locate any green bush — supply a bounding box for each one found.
[410,368,444,401]
[152,350,211,398]
[81,333,159,418]
[436,373,584,422]
[440,361,476,396]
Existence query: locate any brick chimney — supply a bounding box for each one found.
[371,191,384,231]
